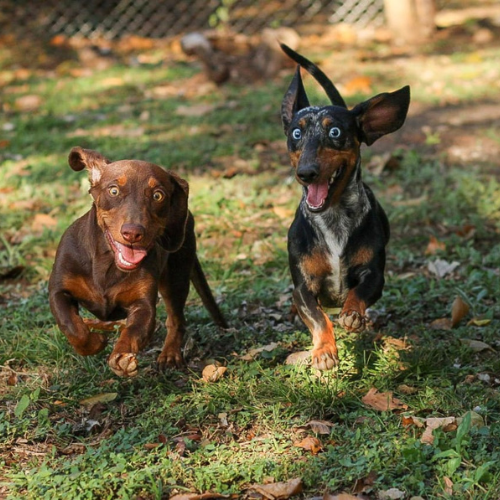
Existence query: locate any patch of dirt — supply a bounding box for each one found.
[371,100,500,168]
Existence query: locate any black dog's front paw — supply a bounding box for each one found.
[339,310,366,332]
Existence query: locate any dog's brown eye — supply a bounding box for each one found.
[108,186,120,196]
[153,191,164,202]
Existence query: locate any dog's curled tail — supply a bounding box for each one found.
[280,43,347,109]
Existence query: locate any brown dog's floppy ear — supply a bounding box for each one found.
[68,147,111,186]
[352,86,410,146]
[161,173,190,253]
[281,65,310,133]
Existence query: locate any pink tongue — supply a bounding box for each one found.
[306,182,329,208]
[114,241,148,265]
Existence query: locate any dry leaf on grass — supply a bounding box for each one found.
[298,420,335,435]
[293,436,323,455]
[397,384,419,395]
[403,411,484,444]
[323,493,363,500]
[427,259,460,278]
[460,339,494,352]
[430,318,453,331]
[169,493,230,500]
[176,103,217,117]
[241,342,280,361]
[443,477,453,496]
[79,392,118,407]
[451,296,470,327]
[15,94,42,111]
[249,477,303,499]
[202,365,227,382]
[425,235,446,255]
[31,213,57,232]
[467,318,492,327]
[362,388,408,412]
[378,488,405,499]
[285,351,311,366]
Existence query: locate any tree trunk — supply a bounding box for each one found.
[384,0,436,45]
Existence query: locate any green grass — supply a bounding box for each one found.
[2,34,500,500]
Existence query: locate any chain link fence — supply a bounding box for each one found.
[38,0,385,40]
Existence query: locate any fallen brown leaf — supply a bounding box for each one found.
[300,420,334,435]
[397,384,419,395]
[420,416,456,444]
[169,493,230,500]
[31,213,57,232]
[176,103,217,117]
[249,477,303,499]
[202,364,227,382]
[443,476,453,496]
[378,488,405,499]
[430,318,453,330]
[323,493,362,500]
[361,387,408,412]
[451,296,470,327]
[79,392,117,407]
[293,436,323,455]
[425,235,446,255]
[15,94,42,111]
[241,342,280,361]
[460,339,494,352]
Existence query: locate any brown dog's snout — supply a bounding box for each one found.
[121,223,145,244]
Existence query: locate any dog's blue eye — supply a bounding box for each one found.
[329,127,341,139]
[108,186,120,197]
[292,128,302,140]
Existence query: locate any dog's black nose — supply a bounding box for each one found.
[121,224,145,243]
[297,165,319,184]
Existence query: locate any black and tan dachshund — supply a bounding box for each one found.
[280,44,410,370]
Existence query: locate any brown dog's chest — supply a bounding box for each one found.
[62,269,157,321]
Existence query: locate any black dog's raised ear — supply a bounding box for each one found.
[161,172,190,253]
[352,86,410,146]
[281,65,310,133]
[68,147,111,186]
[280,43,346,109]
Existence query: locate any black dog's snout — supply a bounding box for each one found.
[297,165,320,184]
[121,223,145,243]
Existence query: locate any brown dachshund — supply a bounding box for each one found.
[49,147,227,377]
[281,45,410,370]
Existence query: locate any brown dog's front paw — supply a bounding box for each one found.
[73,333,108,356]
[339,310,366,332]
[156,349,185,372]
[108,352,138,377]
[311,345,338,371]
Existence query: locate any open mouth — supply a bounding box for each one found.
[304,167,343,211]
[105,231,149,271]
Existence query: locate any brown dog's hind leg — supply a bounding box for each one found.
[156,235,195,370]
[293,286,338,370]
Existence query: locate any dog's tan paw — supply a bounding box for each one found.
[339,310,366,332]
[311,345,338,371]
[108,352,138,377]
